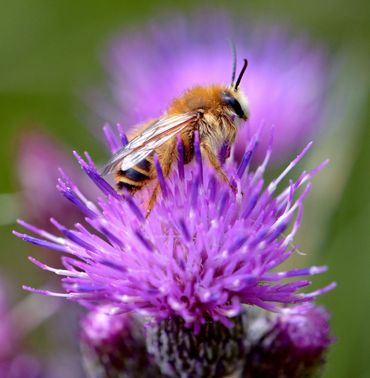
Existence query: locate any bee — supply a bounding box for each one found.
[102,58,249,215]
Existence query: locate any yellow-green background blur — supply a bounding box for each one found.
[0,1,369,377]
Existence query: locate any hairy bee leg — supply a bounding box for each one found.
[201,143,237,193]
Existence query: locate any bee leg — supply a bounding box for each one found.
[201,143,237,193]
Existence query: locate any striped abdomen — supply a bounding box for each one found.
[115,157,153,193]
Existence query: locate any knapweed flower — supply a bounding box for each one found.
[243,304,333,377]
[16,131,96,231]
[95,12,330,162]
[80,306,160,377]
[15,124,335,328]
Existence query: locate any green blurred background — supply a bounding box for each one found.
[0,1,369,377]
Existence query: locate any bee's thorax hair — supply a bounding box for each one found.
[168,85,228,115]
[168,84,249,120]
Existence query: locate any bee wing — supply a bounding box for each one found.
[102,113,198,175]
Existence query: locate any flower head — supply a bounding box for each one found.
[274,303,332,353]
[16,131,95,231]
[96,12,329,162]
[15,125,335,332]
[243,304,333,377]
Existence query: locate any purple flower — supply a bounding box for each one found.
[94,11,329,162]
[273,304,332,352]
[15,125,335,332]
[16,131,96,231]
[243,304,333,377]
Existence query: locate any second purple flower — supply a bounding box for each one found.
[96,12,330,163]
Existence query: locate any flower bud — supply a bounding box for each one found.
[243,304,333,378]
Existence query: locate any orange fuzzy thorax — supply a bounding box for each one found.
[167,85,227,115]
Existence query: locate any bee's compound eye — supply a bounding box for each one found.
[222,93,246,119]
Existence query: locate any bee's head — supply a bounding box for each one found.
[221,58,249,120]
[222,87,249,121]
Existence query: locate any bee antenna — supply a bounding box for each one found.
[229,40,237,86]
[234,58,248,90]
